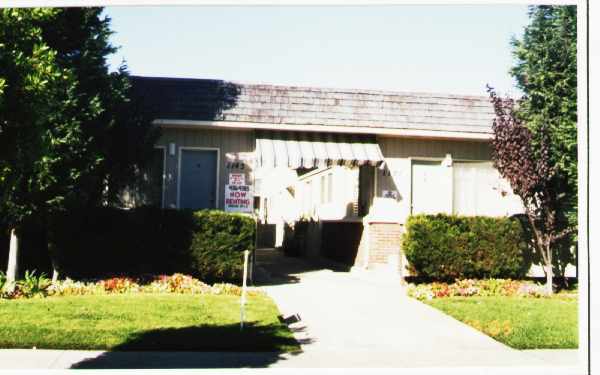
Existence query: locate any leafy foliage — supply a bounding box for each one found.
[488,5,578,293]
[50,206,196,278]
[189,210,256,282]
[1,272,262,299]
[2,207,255,282]
[0,271,6,296]
[402,214,530,281]
[487,87,576,292]
[0,8,158,276]
[14,270,51,298]
[0,8,84,225]
[510,5,577,227]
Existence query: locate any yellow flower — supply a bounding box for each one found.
[486,320,502,337]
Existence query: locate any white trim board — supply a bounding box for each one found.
[298,166,333,181]
[153,119,492,141]
[176,146,221,210]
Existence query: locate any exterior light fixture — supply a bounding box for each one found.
[169,142,176,156]
[441,153,453,167]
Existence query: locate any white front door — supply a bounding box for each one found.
[411,161,452,215]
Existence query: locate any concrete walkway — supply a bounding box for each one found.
[0,249,582,369]
[254,248,582,368]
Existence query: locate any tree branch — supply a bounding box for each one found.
[551,226,578,243]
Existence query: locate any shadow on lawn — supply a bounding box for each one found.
[70,323,311,369]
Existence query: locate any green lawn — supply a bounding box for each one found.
[0,294,299,352]
[426,296,578,349]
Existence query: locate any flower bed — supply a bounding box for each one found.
[406,278,553,301]
[1,272,262,299]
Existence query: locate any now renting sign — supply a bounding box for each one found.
[224,183,253,213]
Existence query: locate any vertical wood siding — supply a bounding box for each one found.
[376,136,523,222]
[156,127,254,209]
[154,129,522,222]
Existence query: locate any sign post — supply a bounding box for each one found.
[240,249,250,331]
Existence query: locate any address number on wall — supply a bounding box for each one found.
[226,162,246,170]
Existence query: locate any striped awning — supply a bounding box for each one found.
[255,131,385,169]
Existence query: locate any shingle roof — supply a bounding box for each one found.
[131,76,495,135]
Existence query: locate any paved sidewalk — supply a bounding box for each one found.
[0,347,582,369]
[0,349,290,369]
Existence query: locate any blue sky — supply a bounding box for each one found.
[104,5,531,97]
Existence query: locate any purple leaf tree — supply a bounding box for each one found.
[487,86,576,294]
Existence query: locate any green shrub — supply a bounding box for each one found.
[188,210,255,282]
[0,271,6,296]
[402,214,530,281]
[50,207,173,278]
[0,208,254,283]
[125,206,197,275]
[15,270,51,298]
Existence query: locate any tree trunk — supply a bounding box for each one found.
[46,223,60,283]
[51,258,60,283]
[545,242,553,295]
[5,228,19,292]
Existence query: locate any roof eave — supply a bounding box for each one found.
[153,119,492,141]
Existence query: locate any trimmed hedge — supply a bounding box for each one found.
[53,207,196,279]
[402,214,530,281]
[1,207,255,283]
[189,210,255,282]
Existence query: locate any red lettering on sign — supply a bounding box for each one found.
[225,198,251,206]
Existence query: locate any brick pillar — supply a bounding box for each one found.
[367,222,403,270]
[353,216,404,279]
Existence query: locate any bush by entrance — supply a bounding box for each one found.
[402,214,531,281]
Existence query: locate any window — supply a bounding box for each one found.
[320,172,333,204]
[452,161,521,216]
